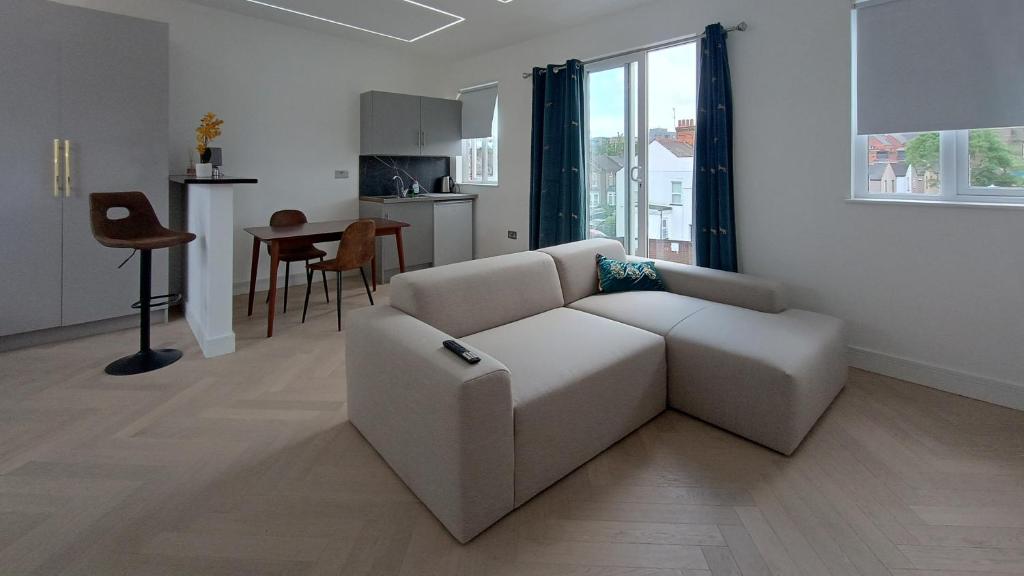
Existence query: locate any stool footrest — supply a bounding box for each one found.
[131,292,183,310]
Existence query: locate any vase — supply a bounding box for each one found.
[195,163,213,178]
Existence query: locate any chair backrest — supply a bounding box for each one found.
[267,209,314,254]
[335,220,376,269]
[269,209,308,227]
[89,192,162,248]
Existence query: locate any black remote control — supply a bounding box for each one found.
[443,340,481,364]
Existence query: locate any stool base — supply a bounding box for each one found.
[105,348,183,376]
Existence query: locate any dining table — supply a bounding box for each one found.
[244,217,410,337]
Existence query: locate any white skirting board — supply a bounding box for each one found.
[848,346,1024,411]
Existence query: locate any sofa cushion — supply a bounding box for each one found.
[463,307,666,505]
[390,251,564,338]
[569,291,714,336]
[539,238,626,304]
[666,306,847,455]
[596,254,665,294]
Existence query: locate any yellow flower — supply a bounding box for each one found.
[195,112,224,155]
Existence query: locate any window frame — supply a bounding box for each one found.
[670,180,684,205]
[852,129,1024,204]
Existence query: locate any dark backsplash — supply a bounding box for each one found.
[359,155,451,196]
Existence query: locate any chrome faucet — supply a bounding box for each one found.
[392,174,407,198]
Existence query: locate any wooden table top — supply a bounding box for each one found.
[244,218,409,241]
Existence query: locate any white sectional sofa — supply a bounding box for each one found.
[346,238,846,543]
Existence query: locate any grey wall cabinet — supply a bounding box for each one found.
[360,91,462,157]
[0,0,169,337]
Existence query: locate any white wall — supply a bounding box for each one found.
[446,0,1024,406]
[55,0,444,289]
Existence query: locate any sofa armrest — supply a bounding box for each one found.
[345,305,514,543]
[629,256,788,313]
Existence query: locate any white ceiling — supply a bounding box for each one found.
[186,0,659,57]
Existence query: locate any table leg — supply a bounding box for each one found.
[395,229,406,273]
[247,237,260,316]
[267,240,280,338]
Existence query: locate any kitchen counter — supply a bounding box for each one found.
[359,193,477,204]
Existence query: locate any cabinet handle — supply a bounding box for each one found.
[64,139,71,197]
[422,131,426,148]
[53,139,61,197]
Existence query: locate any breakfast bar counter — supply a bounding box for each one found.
[170,175,258,358]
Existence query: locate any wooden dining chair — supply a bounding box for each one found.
[266,210,329,313]
[302,219,376,331]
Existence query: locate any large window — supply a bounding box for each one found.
[852,0,1024,205]
[855,129,1024,202]
[585,42,697,264]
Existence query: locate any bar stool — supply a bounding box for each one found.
[89,192,196,376]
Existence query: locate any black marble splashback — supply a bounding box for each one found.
[359,155,451,196]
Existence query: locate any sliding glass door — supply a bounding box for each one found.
[586,54,646,255]
[585,42,698,263]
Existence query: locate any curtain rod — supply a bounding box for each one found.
[521,21,747,79]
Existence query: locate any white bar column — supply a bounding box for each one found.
[185,183,236,357]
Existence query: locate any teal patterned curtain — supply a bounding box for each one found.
[694,24,737,271]
[529,60,586,250]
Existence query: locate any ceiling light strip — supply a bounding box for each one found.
[240,0,464,43]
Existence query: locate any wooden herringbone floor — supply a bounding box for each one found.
[2,279,1023,575]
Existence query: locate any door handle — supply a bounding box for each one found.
[53,139,61,197]
[629,166,642,182]
[64,139,71,197]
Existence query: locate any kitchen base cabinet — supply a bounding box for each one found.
[360,201,434,282]
[433,200,474,267]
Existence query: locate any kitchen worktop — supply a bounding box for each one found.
[169,175,258,185]
[359,193,477,204]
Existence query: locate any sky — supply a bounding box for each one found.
[588,42,698,139]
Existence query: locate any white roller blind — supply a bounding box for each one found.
[856,0,1024,135]
[460,84,498,139]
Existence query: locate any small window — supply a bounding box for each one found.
[459,99,499,186]
[607,191,616,205]
[670,181,684,205]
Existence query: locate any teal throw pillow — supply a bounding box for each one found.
[596,254,665,293]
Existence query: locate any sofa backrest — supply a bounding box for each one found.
[389,251,565,338]
[538,238,626,304]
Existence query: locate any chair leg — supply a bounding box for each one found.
[360,265,374,306]
[302,268,313,323]
[320,257,330,303]
[283,261,290,314]
[335,271,342,331]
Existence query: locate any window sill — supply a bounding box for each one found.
[458,182,500,188]
[846,197,1024,210]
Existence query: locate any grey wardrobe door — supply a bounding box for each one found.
[420,97,462,157]
[367,92,422,156]
[57,5,169,327]
[0,0,63,336]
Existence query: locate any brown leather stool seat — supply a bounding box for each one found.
[89,192,195,375]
